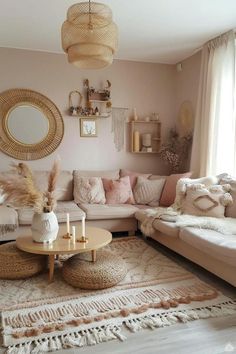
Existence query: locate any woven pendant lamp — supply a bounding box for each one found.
[61,1,118,69]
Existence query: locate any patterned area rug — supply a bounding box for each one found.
[1,237,236,353]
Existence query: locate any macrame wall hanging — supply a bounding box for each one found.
[111,107,128,151]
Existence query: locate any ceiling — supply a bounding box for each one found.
[0,0,236,64]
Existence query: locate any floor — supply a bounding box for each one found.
[1,235,236,354]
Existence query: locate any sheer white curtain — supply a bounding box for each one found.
[190,30,236,176]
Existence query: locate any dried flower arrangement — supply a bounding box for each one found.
[159,128,192,173]
[0,160,60,213]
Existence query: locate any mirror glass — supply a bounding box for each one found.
[7,105,49,145]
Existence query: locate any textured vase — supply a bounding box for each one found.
[31,211,59,243]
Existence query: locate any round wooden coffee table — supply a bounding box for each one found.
[16,225,112,283]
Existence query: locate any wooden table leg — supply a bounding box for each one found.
[49,255,55,283]
[92,250,96,262]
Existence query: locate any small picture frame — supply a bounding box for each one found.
[80,118,97,137]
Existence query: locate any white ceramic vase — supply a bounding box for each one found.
[31,211,59,243]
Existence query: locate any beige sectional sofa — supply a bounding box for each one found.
[0,169,152,241]
[1,169,236,288]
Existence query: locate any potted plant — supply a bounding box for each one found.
[0,160,60,243]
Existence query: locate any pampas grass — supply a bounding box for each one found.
[0,161,60,213]
[44,159,60,212]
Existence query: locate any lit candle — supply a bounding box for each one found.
[82,217,85,238]
[72,226,76,244]
[66,213,70,235]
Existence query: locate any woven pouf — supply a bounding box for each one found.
[62,250,127,290]
[0,241,46,280]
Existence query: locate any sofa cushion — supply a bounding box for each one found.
[74,169,120,180]
[34,171,73,201]
[18,201,85,225]
[79,203,138,220]
[181,184,232,218]
[179,227,236,266]
[153,220,180,238]
[134,176,165,206]
[74,176,106,204]
[102,176,134,204]
[120,169,151,189]
[159,172,192,207]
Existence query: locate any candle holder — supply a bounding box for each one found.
[76,236,88,243]
[63,232,72,239]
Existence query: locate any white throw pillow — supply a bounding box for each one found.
[174,175,219,209]
[134,176,165,206]
[74,176,106,204]
[181,183,232,218]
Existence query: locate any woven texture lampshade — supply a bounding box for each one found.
[61,1,118,69]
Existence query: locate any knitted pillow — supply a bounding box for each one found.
[134,176,166,206]
[181,183,232,218]
[102,176,134,204]
[74,176,106,204]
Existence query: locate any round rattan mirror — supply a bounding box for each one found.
[0,89,64,160]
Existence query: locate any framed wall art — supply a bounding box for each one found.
[80,118,97,137]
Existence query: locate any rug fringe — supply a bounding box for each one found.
[5,325,125,354]
[5,301,236,353]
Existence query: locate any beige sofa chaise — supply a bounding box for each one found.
[136,209,236,287]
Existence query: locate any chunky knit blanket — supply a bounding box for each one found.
[140,207,236,236]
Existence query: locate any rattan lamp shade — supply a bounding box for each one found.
[61,2,118,69]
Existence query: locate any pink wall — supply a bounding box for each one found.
[0,48,202,174]
[0,48,177,174]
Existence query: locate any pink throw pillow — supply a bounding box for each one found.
[159,172,192,207]
[120,169,151,189]
[102,176,135,204]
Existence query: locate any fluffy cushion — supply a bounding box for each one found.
[120,169,151,189]
[102,176,134,204]
[159,172,192,207]
[134,176,166,206]
[181,183,232,218]
[220,176,236,218]
[174,175,219,209]
[74,176,106,204]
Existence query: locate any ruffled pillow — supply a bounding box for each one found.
[181,183,232,218]
[102,176,134,204]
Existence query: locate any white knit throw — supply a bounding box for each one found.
[140,207,236,236]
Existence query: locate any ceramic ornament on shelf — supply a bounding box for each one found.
[141,133,152,152]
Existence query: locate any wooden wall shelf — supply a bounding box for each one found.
[130,120,161,154]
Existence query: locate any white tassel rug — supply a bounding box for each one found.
[1,237,235,354]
